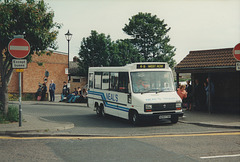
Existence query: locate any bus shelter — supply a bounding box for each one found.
[175,48,240,114]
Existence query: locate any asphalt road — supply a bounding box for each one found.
[19,102,239,136]
[1,132,240,162]
[1,103,239,162]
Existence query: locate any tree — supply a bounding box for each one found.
[112,39,143,66]
[78,30,113,75]
[123,12,176,67]
[0,0,60,115]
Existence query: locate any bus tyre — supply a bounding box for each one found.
[96,105,101,116]
[130,111,139,126]
[100,106,105,117]
[171,115,179,124]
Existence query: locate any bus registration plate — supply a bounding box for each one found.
[159,115,171,119]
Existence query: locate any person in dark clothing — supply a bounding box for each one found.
[41,83,47,101]
[194,79,201,110]
[59,81,69,102]
[49,80,56,102]
[194,79,206,111]
[36,84,42,100]
[185,80,193,111]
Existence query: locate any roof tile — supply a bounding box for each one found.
[175,48,237,69]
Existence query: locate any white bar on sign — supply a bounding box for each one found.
[10,46,29,51]
[235,50,240,54]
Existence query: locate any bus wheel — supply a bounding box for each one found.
[130,111,139,126]
[100,106,105,117]
[171,115,179,124]
[96,105,101,116]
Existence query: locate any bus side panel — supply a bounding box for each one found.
[102,91,119,117]
[116,92,129,120]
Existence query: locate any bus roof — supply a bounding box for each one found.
[89,62,170,72]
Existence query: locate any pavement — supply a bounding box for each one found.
[0,101,239,136]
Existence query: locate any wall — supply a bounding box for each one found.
[8,52,68,94]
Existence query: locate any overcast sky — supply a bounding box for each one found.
[44,0,240,64]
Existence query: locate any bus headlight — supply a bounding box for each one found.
[176,102,182,110]
[145,104,152,112]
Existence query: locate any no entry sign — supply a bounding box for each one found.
[233,43,240,61]
[8,38,30,59]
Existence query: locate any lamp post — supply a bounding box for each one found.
[65,30,72,83]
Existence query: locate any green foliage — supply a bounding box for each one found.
[78,30,113,75]
[0,0,60,115]
[78,12,177,74]
[111,39,143,66]
[9,93,36,101]
[0,104,18,123]
[22,93,35,101]
[0,0,60,57]
[8,93,18,101]
[6,105,18,122]
[78,31,143,75]
[123,12,176,67]
[0,111,5,123]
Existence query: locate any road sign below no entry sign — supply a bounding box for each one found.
[233,43,240,61]
[12,59,27,69]
[8,38,30,59]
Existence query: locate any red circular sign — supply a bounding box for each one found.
[8,38,30,58]
[233,43,240,61]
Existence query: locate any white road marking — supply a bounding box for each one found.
[200,154,240,159]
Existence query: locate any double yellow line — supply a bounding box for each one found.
[0,132,240,140]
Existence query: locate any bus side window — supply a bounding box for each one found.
[118,72,129,93]
[94,72,102,89]
[102,72,109,90]
[89,73,94,88]
[110,72,118,91]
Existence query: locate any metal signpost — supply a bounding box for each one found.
[8,36,30,127]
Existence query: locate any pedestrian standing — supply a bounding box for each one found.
[59,81,69,102]
[49,80,56,102]
[186,80,192,111]
[41,83,47,101]
[177,85,187,100]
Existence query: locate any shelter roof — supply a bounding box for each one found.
[175,48,237,72]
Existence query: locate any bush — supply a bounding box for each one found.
[8,93,19,101]
[0,111,5,123]
[0,103,19,123]
[23,93,35,101]
[6,105,19,122]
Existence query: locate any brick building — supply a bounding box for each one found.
[175,48,240,113]
[8,52,87,96]
[9,51,68,94]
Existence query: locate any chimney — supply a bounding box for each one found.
[73,56,79,62]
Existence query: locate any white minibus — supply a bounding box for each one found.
[88,62,183,125]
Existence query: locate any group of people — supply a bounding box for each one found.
[35,80,56,101]
[35,80,87,103]
[177,78,214,111]
[59,81,88,103]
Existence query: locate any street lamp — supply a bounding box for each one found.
[65,30,72,82]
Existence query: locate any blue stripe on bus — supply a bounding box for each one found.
[88,91,129,112]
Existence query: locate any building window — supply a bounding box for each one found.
[72,79,80,82]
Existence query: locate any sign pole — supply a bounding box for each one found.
[8,35,30,127]
[19,71,22,127]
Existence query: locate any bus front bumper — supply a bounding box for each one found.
[138,111,183,121]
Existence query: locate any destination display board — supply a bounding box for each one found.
[137,64,165,69]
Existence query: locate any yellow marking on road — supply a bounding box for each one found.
[0,132,240,140]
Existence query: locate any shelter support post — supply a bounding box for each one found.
[176,73,179,90]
